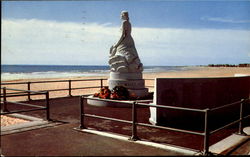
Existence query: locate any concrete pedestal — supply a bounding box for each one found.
[87,95,153,107]
[108,72,148,97]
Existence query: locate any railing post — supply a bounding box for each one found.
[129,101,139,141]
[238,99,245,135]
[203,108,210,155]
[79,96,86,129]
[68,80,72,97]
[45,91,51,121]
[2,87,9,112]
[27,82,32,101]
[100,79,103,88]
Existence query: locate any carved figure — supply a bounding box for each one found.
[109,11,143,73]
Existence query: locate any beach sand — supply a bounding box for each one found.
[1,115,29,127]
[1,67,250,102]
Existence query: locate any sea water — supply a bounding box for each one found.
[1,65,194,81]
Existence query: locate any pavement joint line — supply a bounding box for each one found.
[8,113,44,121]
[209,127,250,155]
[73,127,200,156]
[1,113,64,135]
[1,113,50,134]
[1,121,60,135]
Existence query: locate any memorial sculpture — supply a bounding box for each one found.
[108,11,148,97]
[109,11,143,73]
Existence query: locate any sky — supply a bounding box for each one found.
[2,0,250,66]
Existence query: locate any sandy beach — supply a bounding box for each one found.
[1,67,250,101]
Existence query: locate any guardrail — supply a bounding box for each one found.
[0,87,51,121]
[1,78,155,100]
[79,96,249,155]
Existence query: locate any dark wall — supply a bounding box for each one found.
[154,76,250,129]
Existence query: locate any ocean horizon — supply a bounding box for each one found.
[1,64,197,81]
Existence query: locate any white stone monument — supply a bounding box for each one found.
[108,11,148,97]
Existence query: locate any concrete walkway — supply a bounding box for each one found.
[1,123,187,156]
[1,96,249,156]
[209,127,250,155]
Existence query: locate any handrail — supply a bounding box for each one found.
[1,78,113,101]
[137,122,204,136]
[85,96,134,104]
[210,118,242,135]
[1,87,51,121]
[0,93,47,98]
[0,86,103,94]
[0,108,46,115]
[209,100,244,111]
[1,78,155,101]
[80,96,250,155]
[79,96,205,153]
[86,97,206,112]
[1,100,45,109]
[1,78,108,85]
[1,87,46,94]
[0,91,27,95]
[85,113,132,124]
[2,77,248,155]
[137,103,206,112]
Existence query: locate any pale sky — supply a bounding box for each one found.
[2,0,250,66]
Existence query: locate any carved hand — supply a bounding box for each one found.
[113,44,117,48]
[110,45,117,56]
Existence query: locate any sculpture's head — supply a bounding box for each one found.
[121,11,129,20]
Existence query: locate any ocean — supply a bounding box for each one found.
[1,65,195,81]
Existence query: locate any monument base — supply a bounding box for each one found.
[128,88,149,97]
[87,95,153,108]
[108,72,148,97]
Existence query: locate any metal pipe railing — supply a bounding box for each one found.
[1,78,110,100]
[203,109,210,155]
[85,114,132,124]
[1,87,46,94]
[0,93,48,98]
[79,96,249,155]
[80,96,206,153]
[137,103,206,112]
[2,87,8,112]
[0,91,28,95]
[100,79,103,89]
[68,80,72,97]
[71,86,102,90]
[130,102,139,141]
[137,122,204,136]
[27,82,31,101]
[86,97,206,112]
[2,78,249,155]
[86,96,134,104]
[1,78,109,85]
[0,108,46,115]
[210,118,242,135]
[79,96,85,129]
[0,87,51,121]
[1,101,45,109]
[238,99,244,135]
[209,100,243,112]
[45,91,51,121]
